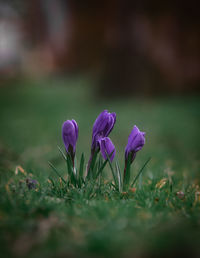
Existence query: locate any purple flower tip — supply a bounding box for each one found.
[62,119,78,155]
[92,110,116,150]
[98,137,116,162]
[125,125,145,162]
[26,178,38,190]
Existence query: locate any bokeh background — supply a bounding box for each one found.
[1,0,200,94]
[0,1,200,257]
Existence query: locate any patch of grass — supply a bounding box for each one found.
[0,78,200,257]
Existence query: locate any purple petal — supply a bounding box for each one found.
[91,110,116,150]
[125,125,145,160]
[62,119,78,153]
[92,110,108,135]
[71,119,78,140]
[99,137,116,162]
[105,112,116,137]
[133,133,145,152]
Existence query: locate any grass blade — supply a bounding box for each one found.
[79,153,85,179]
[123,154,132,191]
[87,151,98,179]
[57,145,67,161]
[48,162,66,184]
[78,153,85,187]
[95,158,109,179]
[131,157,151,187]
[105,152,118,191]
[58,145,77,186]
[115,161,122,192]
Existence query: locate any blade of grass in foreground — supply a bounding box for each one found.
[95,158,109,179]
[131,157,151,187]
[115,161,122,192]
[78,153,85,187]
[123,154,132,191]
[57,145,77,186]
[79,153,85,179]
[48,162,66,184]
[87,151,98,179]
[105,152,119,191]
[57,145,67,161]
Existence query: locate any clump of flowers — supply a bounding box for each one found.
[50,110,148,192]
[87,110,116,177]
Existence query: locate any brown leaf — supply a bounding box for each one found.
[155,178,168,189]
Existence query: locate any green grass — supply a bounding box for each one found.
[0,78,200,257]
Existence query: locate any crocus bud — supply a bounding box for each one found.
[87,110,116,176]
[92,110,116,150]
[62,119,78,158]
[98,137,116,162]
[125,125,145,162]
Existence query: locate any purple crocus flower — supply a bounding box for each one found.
[62,119,78,159]
[125,125,145,162]
[92,110,116,150]
[98,137,116,162]
[87,110,116,175]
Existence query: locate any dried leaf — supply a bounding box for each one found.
[15,165,27,176]
[155,178,168,189]
[47,179,52,184]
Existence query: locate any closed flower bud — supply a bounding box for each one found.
[98,137,116,162]
[125,125,145,162]
[92,110,116,150]
[62,119,78,158]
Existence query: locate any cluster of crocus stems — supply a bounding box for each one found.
[62,110,145,181]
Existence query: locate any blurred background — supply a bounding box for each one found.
[0,0,200,95]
